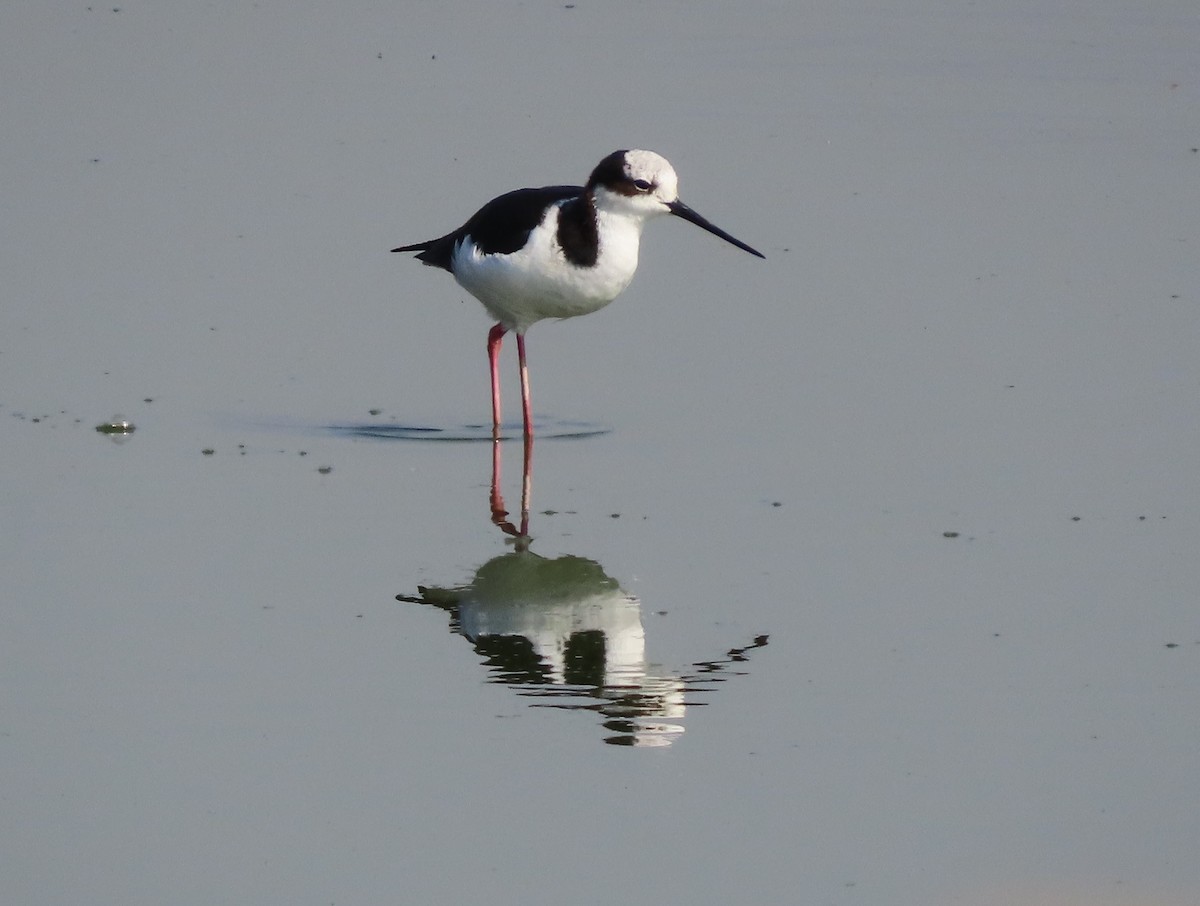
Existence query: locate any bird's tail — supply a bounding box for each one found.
[391,236,455,272]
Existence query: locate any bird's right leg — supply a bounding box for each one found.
[487,323,507,433]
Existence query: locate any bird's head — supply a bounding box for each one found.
[587,149,764,258]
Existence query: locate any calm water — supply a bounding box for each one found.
[4,2,1198,904]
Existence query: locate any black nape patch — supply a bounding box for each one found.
[585,150,630,192]
[557,193,599,267]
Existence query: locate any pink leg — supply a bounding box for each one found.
[516,332,533,438]
[487,323,506,432]
[519,429,532,533]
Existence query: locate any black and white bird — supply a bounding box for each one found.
[392,149,764,437]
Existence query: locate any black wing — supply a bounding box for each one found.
[392,185,583,273]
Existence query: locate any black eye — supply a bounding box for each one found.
[633,178,652,191]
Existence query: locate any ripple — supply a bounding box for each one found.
[326,417,612,442]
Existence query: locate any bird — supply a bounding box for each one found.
[392,149,764,438]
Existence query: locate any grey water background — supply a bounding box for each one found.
[4,2,1198,904]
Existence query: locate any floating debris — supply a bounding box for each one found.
[95,416,135,435]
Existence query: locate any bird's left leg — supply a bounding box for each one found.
[516,331,533,438]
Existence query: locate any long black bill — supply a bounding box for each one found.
[668,200,765,258]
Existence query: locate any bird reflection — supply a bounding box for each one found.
[397,436,768,747]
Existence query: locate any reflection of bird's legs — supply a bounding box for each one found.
[490,431,532,542]
[489,437,506,527]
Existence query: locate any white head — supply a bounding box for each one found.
[585,149,764,257]
[586,149,678,217]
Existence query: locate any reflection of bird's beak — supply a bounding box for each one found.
[668,200,765,258]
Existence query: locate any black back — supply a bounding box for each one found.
[393,185,583,273]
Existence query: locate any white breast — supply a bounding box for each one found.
[451,203,645,334]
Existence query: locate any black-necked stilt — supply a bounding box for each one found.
[392,149,764,437]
